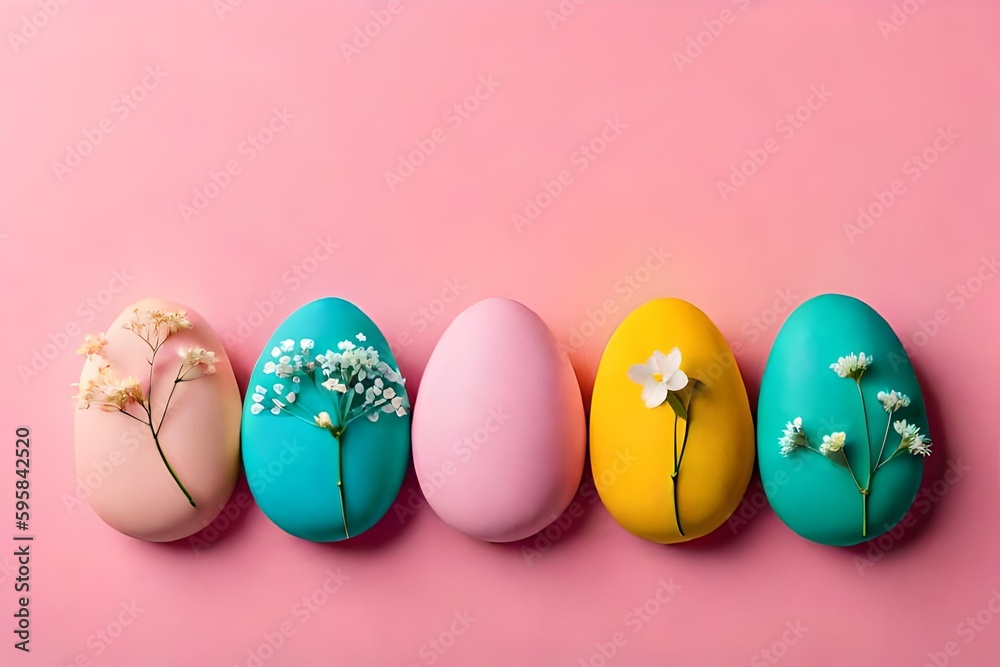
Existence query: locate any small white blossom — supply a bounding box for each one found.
[338,340,355,352]
[830,352,872,379]
[322,378,348,393]
[894,420,932,457]
[280,339,295,353]
[877,390,911,413]
[820,432,847,455]
[315,412,334,429]
[300,339,314,351]
[356,333,366,342]
[627,348,689,409]
[778,417,808,456]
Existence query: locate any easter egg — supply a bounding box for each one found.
[73,298,241,542]
[241,297,410,541]
[757,294,928,546]
[590,298,754,544]
[412,298,586,542]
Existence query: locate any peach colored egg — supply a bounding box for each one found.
[73,298,241,542]
[412,298,586,542]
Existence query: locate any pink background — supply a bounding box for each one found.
[2,1,999,665]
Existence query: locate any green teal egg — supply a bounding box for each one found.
[241,297,411,541]
[757,294,928,546]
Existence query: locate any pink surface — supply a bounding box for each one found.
[412,298,586,543]
[1,1,998,665]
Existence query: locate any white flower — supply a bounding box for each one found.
[322,378,348,393]
[894,419,917,439]
[830,352,872,379]
[178,347,218,374]
[356,333,366,342]
[778,417,807,456]
[877,390,911,413]
[280,339,295,353]
[338,340,355,352]
[627,348,689,409]
[263,361,276,374]
[271,347,281,358]
[894,420,932,457]
[908,432,932,457]
[76,333,108,357]
[820,432,846,455]
[315,412,334,429]
[300,339,314,351]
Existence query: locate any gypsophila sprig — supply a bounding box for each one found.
[778,417,808,456]
[877,390,910,413]
[251,333,408,538]
[626,347,701,537]
[820,432,847,455]
[829,352,872,379]
[780,351,931,538]
[893,420,933,458]
[72,307,217,508]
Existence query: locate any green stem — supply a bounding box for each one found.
[874,410,893,470]
[150,425,195,507]
[334,430,349,539]
[856,378,872,538]
[670,473,684,537]
[862,490,868,538]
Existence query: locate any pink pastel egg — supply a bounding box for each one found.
[412,298,586,542]
[73,298,242,542]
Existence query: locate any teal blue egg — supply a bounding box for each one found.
[241,298,411,541]
[757,294,928,546]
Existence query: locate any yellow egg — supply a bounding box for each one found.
[590,298,754,543]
